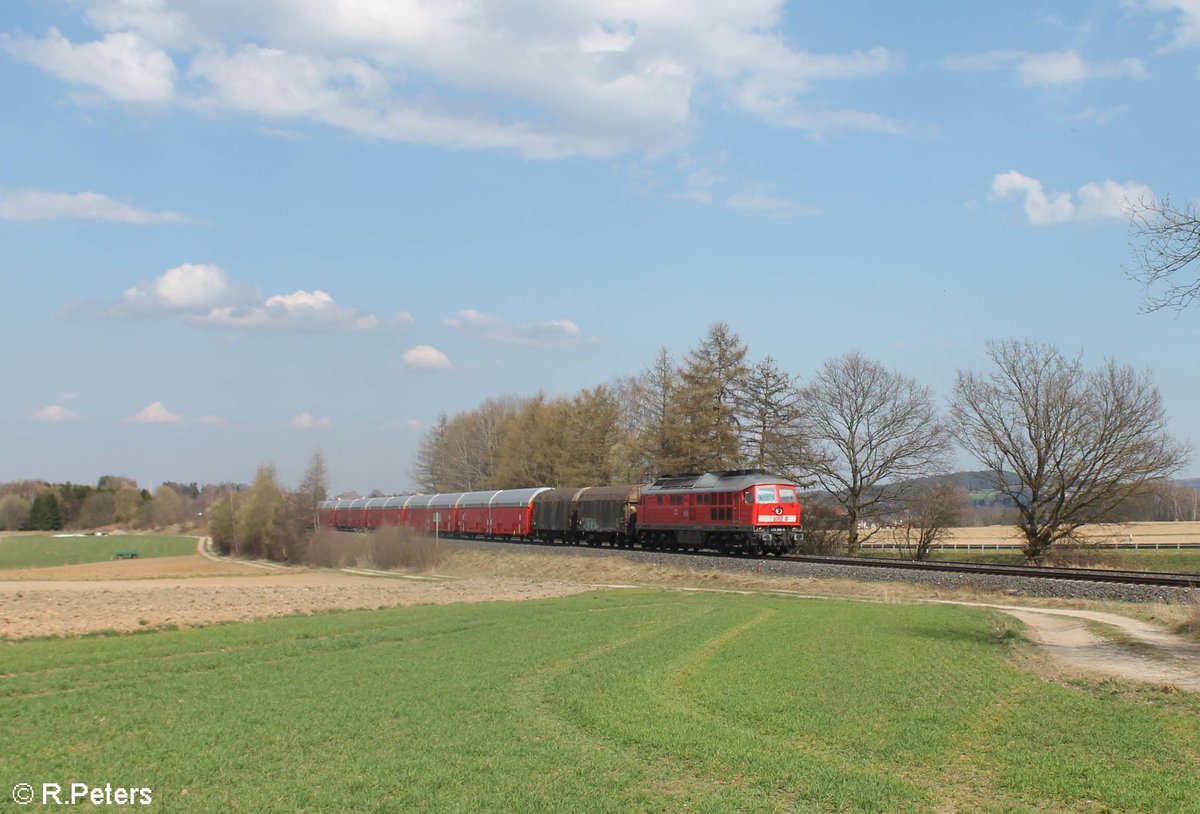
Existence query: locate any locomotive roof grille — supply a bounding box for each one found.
[644,469,792,493]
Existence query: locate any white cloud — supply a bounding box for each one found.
[1133,0,1200,51]
[2,1,907,157]
[0,28,175,102]
[990,171,1154,225]
[0,188,190,223]
[32,405,82,422]
[1073,106,1129,125]
[286,412,331,429]
[190,290,387,333]
[401,345,453,371]
[127,401,183,424]
[60,392,80,401]
[106,264,408,332]
[111,263,251,316]
[382,418,425,432]
[444,309,582,346]
[943,50,1146,85]
[197,415,226,426]
[726,189,811,218]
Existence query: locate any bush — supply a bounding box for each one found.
[798,503,847,555]
[302,526,448,572]
[1043,545,1109,569]
[370,525,448,571]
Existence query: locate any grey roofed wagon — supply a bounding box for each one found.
[427,492,467,509]
[458,490,502,508]
[404,494,436,510]
[490,487,551,507]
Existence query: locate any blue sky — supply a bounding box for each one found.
[2,0,1198,493]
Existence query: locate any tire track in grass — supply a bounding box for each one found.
[503,600,721,810]
[647,602,929,813]
[3,595,689,704]
[1,616,509,701]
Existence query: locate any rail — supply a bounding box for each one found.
[780,554,1200,588]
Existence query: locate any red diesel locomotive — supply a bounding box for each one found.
[317,469,803,556]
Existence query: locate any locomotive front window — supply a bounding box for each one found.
[756,486,777,503]
[779,487,797,503]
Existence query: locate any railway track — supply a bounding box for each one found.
[433,533,1200,590]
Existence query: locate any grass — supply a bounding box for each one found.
[862,546,1200,573]
[2,591,1198,813]
[0,534,197,569]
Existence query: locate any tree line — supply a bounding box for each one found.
[411,324,1191,562]
[0,477,219,532]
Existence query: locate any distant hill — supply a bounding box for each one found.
[800,471,1199,509]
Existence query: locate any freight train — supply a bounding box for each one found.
[316,469,803,556]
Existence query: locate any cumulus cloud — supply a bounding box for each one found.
[286,412,331,429]
[400,345,453,371]
[444,309,582,346]
[111,263,252,316]
[127,401,183,424]
[32,405,83,422]
[943,50,1146,85]
[990,171,1154,225]
[0,28,175,102]
[382,418,425,432]
[0,188,190,223]
[1,1,907,157]
[105,263,408,332]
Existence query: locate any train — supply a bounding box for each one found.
[316,469,803,556]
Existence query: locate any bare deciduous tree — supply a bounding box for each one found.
[892,480,966,561]
[951,339,1190,562]
[799,352,951,553]
[1126,196,1200,311]
[76,491,116,528]
[151,484,184,527]
[412,414,450,492]
[0,495,31,530]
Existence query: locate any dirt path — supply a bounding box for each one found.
[947,601,1200,691]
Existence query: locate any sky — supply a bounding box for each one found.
[2,0,1198,494]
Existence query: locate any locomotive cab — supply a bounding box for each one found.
[743,484,804,550]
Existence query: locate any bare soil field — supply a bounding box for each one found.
[0,553,266,581]
[0,567,594,638]
[937,521,1200,547]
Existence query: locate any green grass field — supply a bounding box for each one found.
[0,534,197,569]
[3,590,1197,812]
